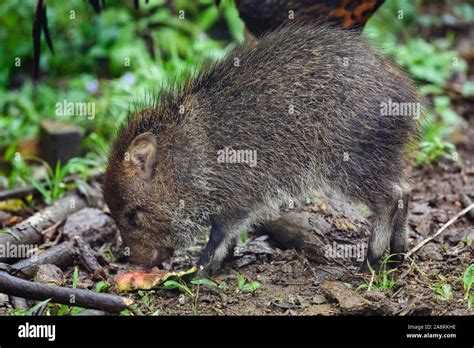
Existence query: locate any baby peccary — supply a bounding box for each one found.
[104,23,422,273]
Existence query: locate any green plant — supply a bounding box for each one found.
[7,298,51,316]
[22,157,97,204]
[430,275,453,301]
[357,255,400,293]
[190,278,219,287]
[238,229,249,244]
[138,290,156,311]
[159,280,194,297]
[235,274,261,293]
[95,280,110,293]
[72,266,79,289]
[463,264,474,309]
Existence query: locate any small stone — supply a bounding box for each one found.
[418,243,443,261]
[178,294,187,305]
[0,293,9,306]
[234,254,257,268]
[303,304,337,315]
[311,294,327,304]
[34,264,64,286]
[321,280,371,312]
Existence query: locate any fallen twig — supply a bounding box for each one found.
[13,241,75,278]
[405,203,474,259]
[12,208,118,279]
[73,235,107,280]
[0,270,133,313]
[0,193,87,263]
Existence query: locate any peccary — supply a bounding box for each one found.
[104,22,422,272]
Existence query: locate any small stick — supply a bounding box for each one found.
[73,236,107,280]
[0,270,133,313]
[0,193,87,263]
[405,203,474,259]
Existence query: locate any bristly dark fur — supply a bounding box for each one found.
[104,22,423,271]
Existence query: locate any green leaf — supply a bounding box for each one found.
[463,264,474,298]
[190,278,218,287]
[241,281,261,293]
[95,280,109,293]
[160,280,194,297]
[72,267,79,289]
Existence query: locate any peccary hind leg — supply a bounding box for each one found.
[390,186,410,262]
[360,184,409,272]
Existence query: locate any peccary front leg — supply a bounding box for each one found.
[360,192,399,272]
[198,219,238,273]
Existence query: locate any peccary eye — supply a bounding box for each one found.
[126,209,140,227]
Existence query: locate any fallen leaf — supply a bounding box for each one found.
[2,215,23,227]
[0,199,26,213]
[115,266,197,292]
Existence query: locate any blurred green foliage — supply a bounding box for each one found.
[0,0,472,196]
[0,0,243,191]
[365,0,471,165]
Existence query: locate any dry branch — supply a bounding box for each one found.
[12,208,118,278]
[13,241,75,278]
[262,193,369,266]
[0,193,87,263]
[73,235,107,280]
[0,270,132,313]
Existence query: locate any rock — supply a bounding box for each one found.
[234,235,276,257]
[34,264,64,286]
[311,294,327,304]
[321,280,371,313]
[302,304,338,315]
[313,266,345,284]
[418,243,443,261]
[447,227,474,247]
[234,254,257,268]
[0,293,9,306]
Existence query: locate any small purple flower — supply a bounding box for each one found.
[86,79,99,94]
[122,72,135,86]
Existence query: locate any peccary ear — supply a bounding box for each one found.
[127,132,158,181]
